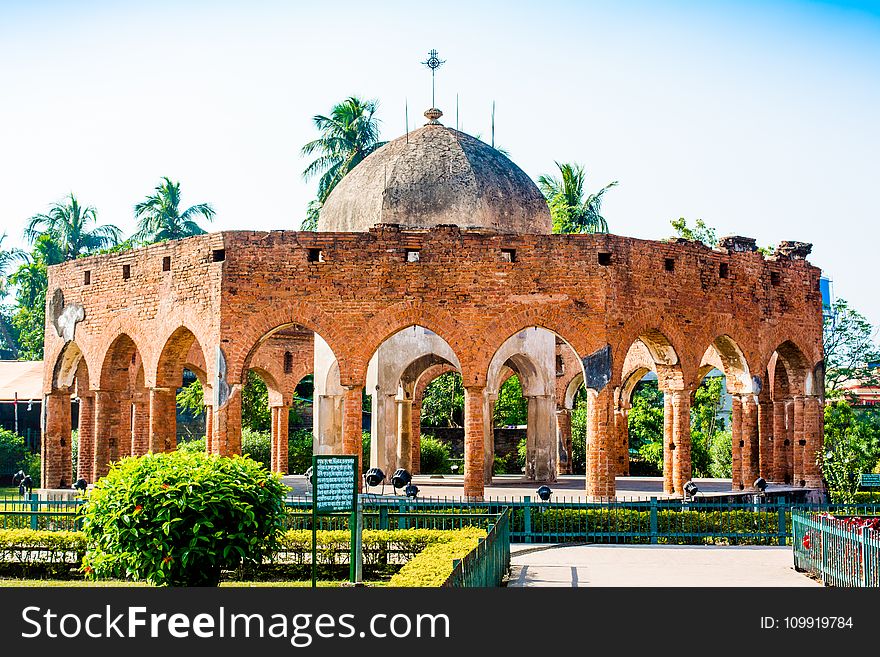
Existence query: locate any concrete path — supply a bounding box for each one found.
[508,544,818,587]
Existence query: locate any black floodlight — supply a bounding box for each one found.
[304,466,313,485]
[683,481,699,498]
[754,477,767,492]
[391,468,412,489]
[365,467,385,488]
[536,485,552,501]
[450,464,459,474]
[73,478,88,492]
[405,483,419,498]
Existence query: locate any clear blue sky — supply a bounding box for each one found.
[1,0,878,327]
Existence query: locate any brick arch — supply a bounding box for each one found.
[610,313,691,386]
[413,364,460,407]
[51,340,90,392]
[152,324,212,389]
[350,302,469,386]
[562,371,585,409]
[697,333,755,394]
[767,339,812,396]
[469,305,599,388]
[228,301,346,385]
[98,332,147,390]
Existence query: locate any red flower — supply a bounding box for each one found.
[161,483,169,489]
[162,556,173,564]
[84,566,94,575]
[134,505,143,512]
[802,533,811,550]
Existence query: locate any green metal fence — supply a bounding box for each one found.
[0,495,83,531]
[792,510,880,587]
[283,496,880,545]
[443,509,510,587]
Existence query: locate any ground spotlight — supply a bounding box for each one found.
[754,477,767,492]
[304,466,313,485]
[683,481,699,499]
[73,478,88,492]
[391,468,412,490]
[365,467,385,493]
[536,485,552,501]
[404,483,419,498]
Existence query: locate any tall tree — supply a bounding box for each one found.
[301,97,386,214]
[0,233,23,297]
[670,217,717,247]
[7,234,63,360]
[538,162,616,234]
[24,194,121,261]
[824,298,880,397]
[133,177,215,244]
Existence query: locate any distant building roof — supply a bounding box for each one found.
[0,361,43,402]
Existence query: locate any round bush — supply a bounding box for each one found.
[419,436,452,474]
[82,451,287,586]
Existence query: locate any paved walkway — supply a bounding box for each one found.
[508,544,818,587]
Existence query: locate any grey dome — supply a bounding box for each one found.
[318,123,552,234]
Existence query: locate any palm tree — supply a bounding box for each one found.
[537,162,617,234]
[133,177,215,244]
[25,194,121,260]
[301,97,386,203]
[0,233,24,297]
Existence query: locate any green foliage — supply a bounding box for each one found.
[629,381,664,474]
[362,432,371,473]
[420,372,464,427]
[176,377,205,417]
[241,428,271,467]
[288,429,314,475]
[25,194,121,261]
[300,199,321,231]
[823,298,880,398]
[133,177,215,244]
[538,162,616,234]
[301,96,386,203]
[419,436,453,474]
[493,375,528,426]
[569,386,588,474]
[387,527,486,587]
[821,401,880,502]
[670,217,717,247]
[242,370,271,431]
[0,529,86,576]
[81,451,287,586]
[493,452,522,475]
[176,437,206,453]
[708,430,733,478]
[0,428,31,477]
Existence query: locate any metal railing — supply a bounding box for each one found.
[0,495,83,531]
[443,508,510,587]
[792,510,880,587]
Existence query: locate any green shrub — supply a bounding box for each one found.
[0,428,30,477]
[494,452,521,475]
[420,436,452,474]
[176,436,206,453]
[288,429,313,474]
[0,528,86,578]
[242,428,271,467]
[388,527,485,587]
[81,451,287,586]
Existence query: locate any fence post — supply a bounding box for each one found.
[778,503,786,546]
[523,496,532,544]
[398,502,407,530]
[862,526,870,588]
[649,497,658,545]
[29,492,38,531]
[379,505,389,530]
[820,517,827,586]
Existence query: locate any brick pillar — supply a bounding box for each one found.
[342,386,363,483]
[42,391,72,489]
[396,399,413,472]
[741,396,759,490]
[758,399,773,480]
[792,395,805,487]
[612,405,626,477]
[663,391,674,494]
[556,408,573,475]
[620,406,631,476]
[671,390,692,496]
[771,400,787,483]
[586,387,615,500]
[730,395,743,490]
[269,406,289,474]
[483,393,496,484]
[149,387,177,453]
[213,387,242,456]
[77,393,96,483]
[204,405,214,453]
[785,401,795,484]
[131,395,150,457]
[410,402,421,475]
[463,386,485,499]
[93,390,119,480]
[803,396,823,488]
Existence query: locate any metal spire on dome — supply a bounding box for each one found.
[421,48,445,124]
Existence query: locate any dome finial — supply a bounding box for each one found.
[424,107,443,125]
[421,48,446,122]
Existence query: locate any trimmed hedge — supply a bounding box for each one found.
[388,527,486,587]
[0,528,87,578]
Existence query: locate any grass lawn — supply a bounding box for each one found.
[0,579,384,587]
